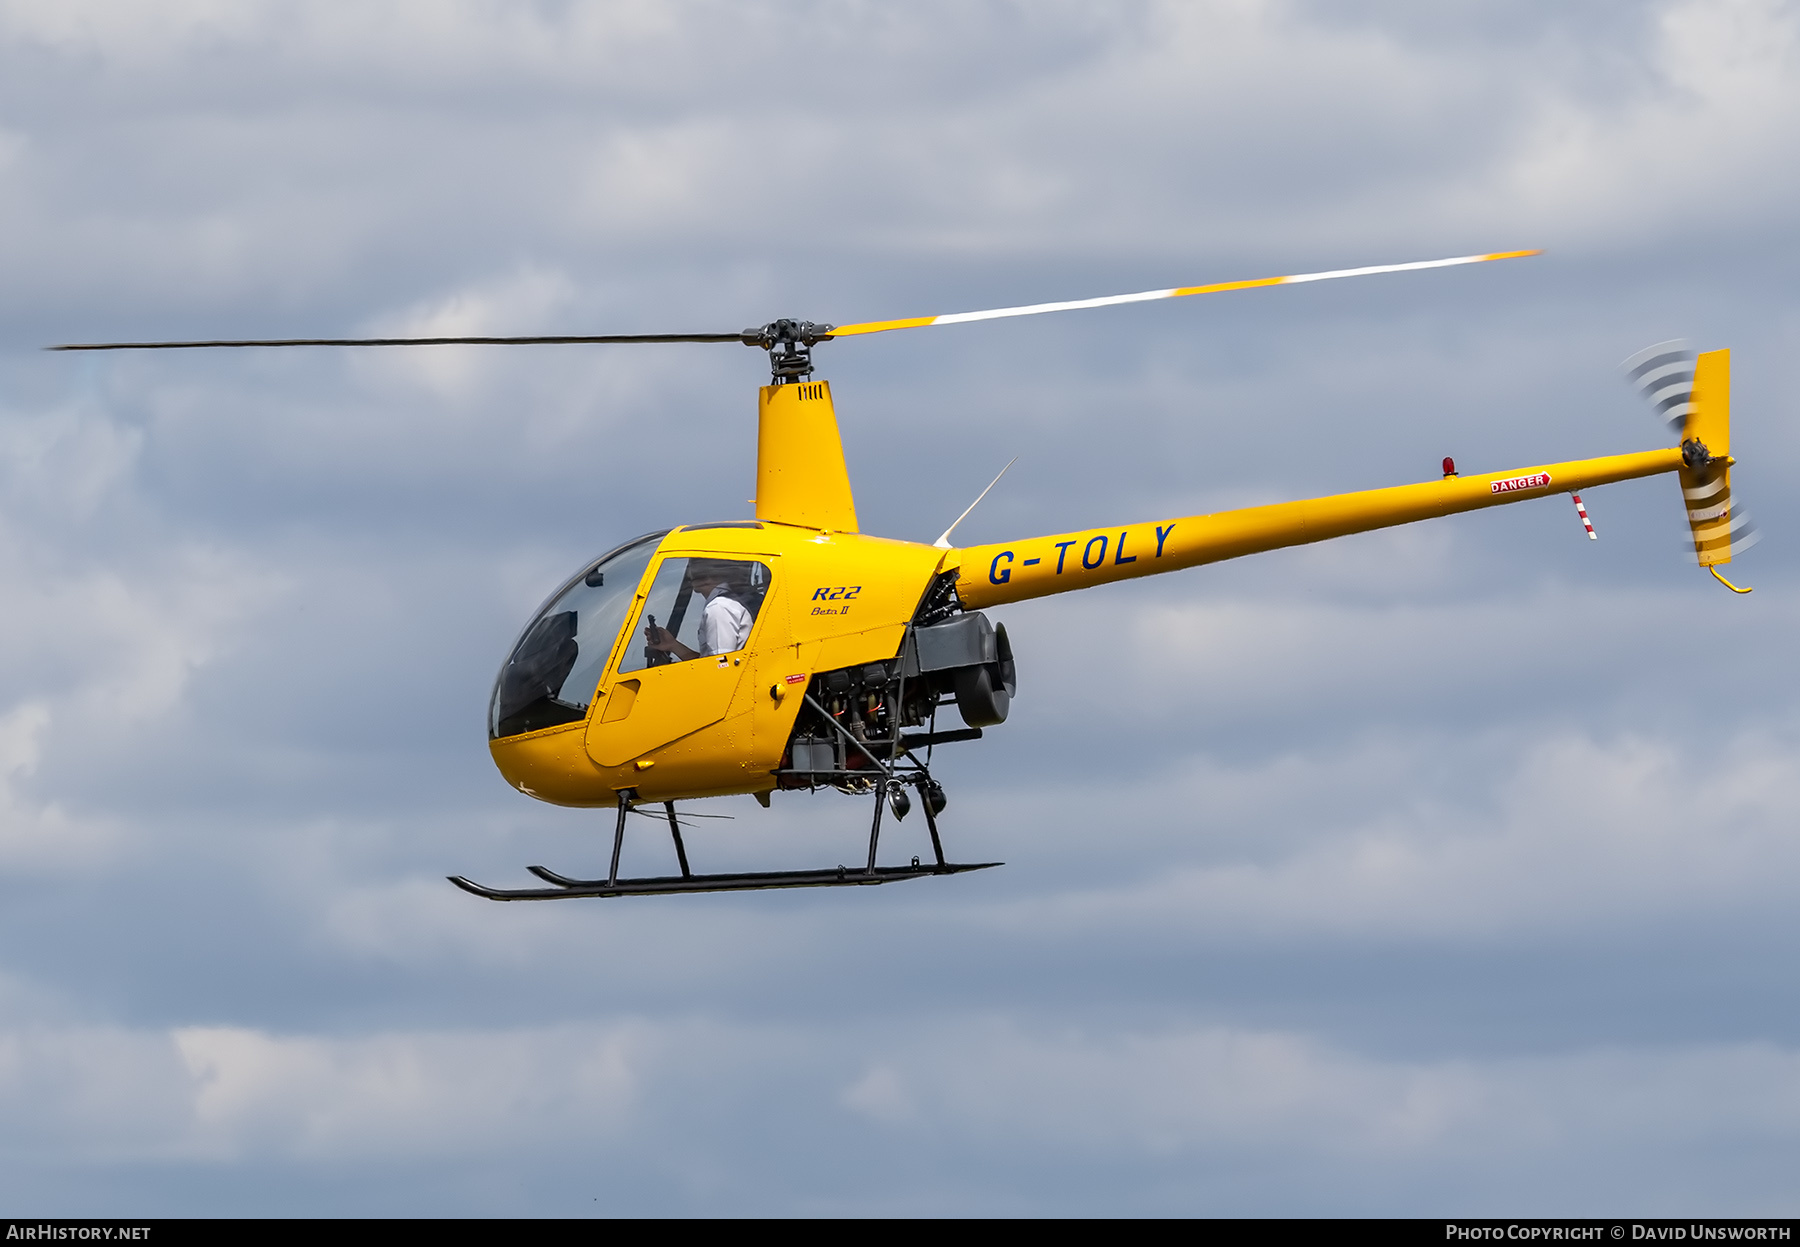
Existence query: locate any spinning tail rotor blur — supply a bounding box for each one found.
[1624,341,1757,591]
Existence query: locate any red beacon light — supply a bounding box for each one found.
[1442,456,1458,478]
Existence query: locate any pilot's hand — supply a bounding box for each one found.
[645,625,675,651]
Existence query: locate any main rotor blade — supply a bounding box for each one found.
[825,250,1541,339]
[49,249,1539,353]
[48,332,745,352]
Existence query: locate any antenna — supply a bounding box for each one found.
[934,457,1018,549]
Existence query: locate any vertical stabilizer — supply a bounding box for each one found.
[755,380,859,532]
[1680,349,1752,567]
[1685,348,1730,458]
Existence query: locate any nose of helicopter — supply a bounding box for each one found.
[488,725,612,807]
[484,534,668,805]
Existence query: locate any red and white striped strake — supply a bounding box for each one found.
[1570,493,1597,540]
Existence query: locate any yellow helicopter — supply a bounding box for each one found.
[53,251,1752,900]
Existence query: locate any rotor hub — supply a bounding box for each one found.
[741,319,833,384]
[1681,436,1715,470]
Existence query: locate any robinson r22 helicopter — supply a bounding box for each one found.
[53,250,1753,899]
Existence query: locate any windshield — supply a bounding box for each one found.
[489,533,664,740]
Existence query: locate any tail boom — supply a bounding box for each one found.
[953,447,1684,609]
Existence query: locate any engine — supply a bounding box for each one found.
[780,606,1017,791]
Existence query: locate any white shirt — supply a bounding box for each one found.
[696,586,753,657]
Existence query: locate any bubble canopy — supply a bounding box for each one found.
[488,533,667,740]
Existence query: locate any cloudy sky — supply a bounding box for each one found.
[2,0,1799,1216]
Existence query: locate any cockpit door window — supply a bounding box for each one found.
[617,557,772,674]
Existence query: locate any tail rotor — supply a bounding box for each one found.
[1623,341,1758,587]
[1624,340,1698,435]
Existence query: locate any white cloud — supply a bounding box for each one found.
[0,1019,641,1162]
[3,1013,1797,1212]
[0,0,262,61]
[0,398,285,862]
[964,722,1800,943]
[1492,0,1800,246]
[10,0,1792,307]
[840,1062,916,1126]
[173,1023,637,1160]
[837,1018,1800,1208]
[352,266,584,399]
[0,699,106,865]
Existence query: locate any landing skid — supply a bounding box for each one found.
[451,779,996,902]
[450,859,999,901]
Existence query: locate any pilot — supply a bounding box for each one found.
[644,559,754,662]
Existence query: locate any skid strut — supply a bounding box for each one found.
[606,787,633,886]
[449,776,998,901]
[665,800,692,877]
